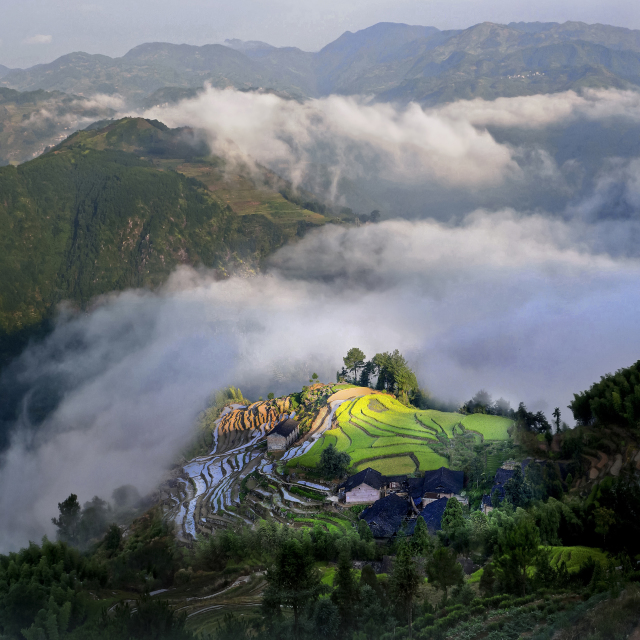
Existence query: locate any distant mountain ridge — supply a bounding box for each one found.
[3,20,640,106]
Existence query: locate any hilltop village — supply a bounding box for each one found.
[5,363,640,640]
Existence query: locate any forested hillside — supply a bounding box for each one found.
[0,117,331,363]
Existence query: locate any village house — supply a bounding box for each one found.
[359,492,409,538]
[338,467,385,503]
[360,493,452,539]
[405,497,450,534]
[408,467,464,507]
[266,418,299,452]
[339,466,468,538]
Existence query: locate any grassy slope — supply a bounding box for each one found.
[469,545,608,582]
[289,392,512,474]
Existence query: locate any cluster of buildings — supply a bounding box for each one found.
[338,466,465,539]
[480,458,553,514]
[263,415,549,538]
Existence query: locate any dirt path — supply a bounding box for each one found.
[328,387,380,402]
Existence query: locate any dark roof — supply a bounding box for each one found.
[269,418,298,438]
[409,467,463,499]
[339,467,385,492]
[481,494,492,507]
[360,493,410,538]
[406,477,424,498]
[488,467,517,504]
[493,468,515,486]
[405,497,449,534]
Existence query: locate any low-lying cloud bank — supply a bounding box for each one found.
[2,211,640,551]
[135,86,640,224]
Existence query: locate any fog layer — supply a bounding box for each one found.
[142,87,640,229]
[2,211,640,551]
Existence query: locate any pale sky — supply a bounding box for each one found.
[1,0,639,68]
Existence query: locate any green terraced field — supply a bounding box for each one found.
[469,546,607,584]
[371,435,430,447]
[461,414,513,440]
[289,391,512,474]
[361,456,417,475]
[418,410,462,437]
[486,453,504,476]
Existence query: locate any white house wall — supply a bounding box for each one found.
[345,483,380,504]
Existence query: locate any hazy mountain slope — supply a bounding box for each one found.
[0,51,185,101]
[122,42,313,96]
[0,44,313,104]
[0,87,119,165]
[226,44,318,96]
[0,65,12,78]
[379,24,640,104]
[0,117,331,346]
[313,22,452,94]
[507,20,640,51]
[4,21,640,106]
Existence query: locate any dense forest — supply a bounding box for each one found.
[0,118,308,367]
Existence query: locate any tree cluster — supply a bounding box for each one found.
[461,390,512,417]
[339,348,419,405]
[570,359,640,430]
[320,443,352,479]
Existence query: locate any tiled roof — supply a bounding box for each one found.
[269,418,298,438]
[360,493,410,538]
[339,467,385,492]
[488,466,517,505]
[408,467,463,499]
[493,468,515,486]
[405,497,449,534]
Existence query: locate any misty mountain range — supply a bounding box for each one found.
[2,21,640,106]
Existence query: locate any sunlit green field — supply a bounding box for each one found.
[548,546,608,572]
[289,392,512,474]
[461,413,514,440]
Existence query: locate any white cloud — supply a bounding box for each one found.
[23,34,53,45]
[138,86,640,213]
[142,85,520,193]
[437,89,640,129]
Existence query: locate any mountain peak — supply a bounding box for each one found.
[224,38,275,52]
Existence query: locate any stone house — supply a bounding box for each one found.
[338,467,385,504]
[267,418,299,452]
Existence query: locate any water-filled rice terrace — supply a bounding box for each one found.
[288,394,513,475]
[161,388,350,542]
